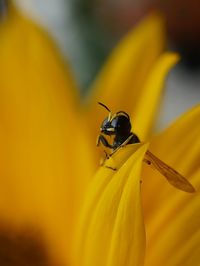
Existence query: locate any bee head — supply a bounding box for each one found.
[98,102,131,136]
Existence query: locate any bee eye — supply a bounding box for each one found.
[101,118,109,127]
[111,117,122,129]
[111,115,131,133]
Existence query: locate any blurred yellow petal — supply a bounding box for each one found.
[0,4,79,112]
[74,143,148,266]
[133,52,180,140]
[85,13,165,142]
[144,169,200,266]
[0,6,94,264]
[140,105,200,265]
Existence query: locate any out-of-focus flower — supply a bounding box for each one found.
[0,2,199,266]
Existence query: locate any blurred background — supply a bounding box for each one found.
[8,0,200,129]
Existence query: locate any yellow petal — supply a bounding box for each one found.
[133,52,180,140]
[74,143,148,266]
[0,6,94,264]
[0,4,79,112]
[84,13,165,145]
[144,168,200,266]
[140,105,200,265]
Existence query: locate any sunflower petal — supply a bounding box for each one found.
[0,6,94,264]
[141,104,200,265]
[74,143,148,266]
[133,53,180,140]
[144,169,200,266]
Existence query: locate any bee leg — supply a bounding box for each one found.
[104,150,110,159]
[99,150,117,171]
[143,158,151,165]
[96,134,114,149]
[96,134,101,146]
[105,166,117,171]
[110,133,135,157]
[100,150,109,166]
[97,135,117,170]
[99,151,116,170]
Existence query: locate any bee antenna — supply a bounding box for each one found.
[98,102,111,112]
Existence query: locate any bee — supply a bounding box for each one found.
[97,102,195,193]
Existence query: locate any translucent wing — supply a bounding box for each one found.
[144,150,195,193]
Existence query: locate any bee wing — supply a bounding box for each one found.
[144,150,195,193]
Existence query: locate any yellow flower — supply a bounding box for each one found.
[0,3,199,266]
